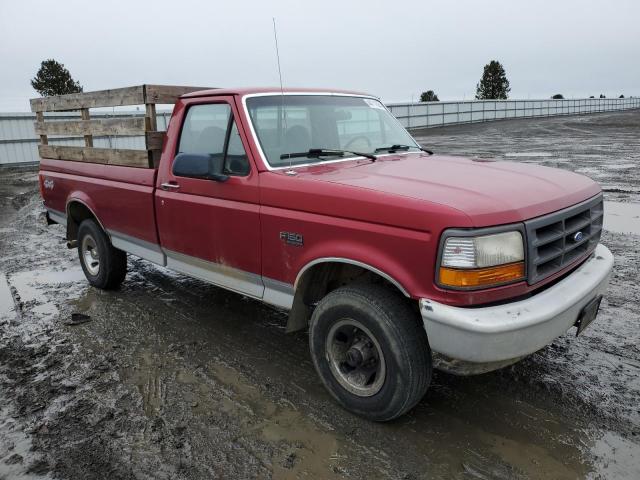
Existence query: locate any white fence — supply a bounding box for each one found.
[387,97,640,129]
[1,97,639,165]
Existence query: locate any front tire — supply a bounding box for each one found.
[309,284,432,421]
[77,219,127,289]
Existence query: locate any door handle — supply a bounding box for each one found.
[161,182,180,191]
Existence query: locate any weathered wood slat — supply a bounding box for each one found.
[80,109,93,147]
[33,121,164,154]
[31,84,204,167]
[38,145,152,168]
[146,131,165,151]
[36,112,48,145]
[30,85,211,112]
[145,103,157,132]
[34,117,147,136]
[30,86,145,112]
[144,85,211,104]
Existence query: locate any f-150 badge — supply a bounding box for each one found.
[280,231,303,247]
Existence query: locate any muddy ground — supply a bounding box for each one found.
[1,110,639,479]
[413,109,640,204]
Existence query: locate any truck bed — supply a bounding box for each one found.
[40,158,159,246]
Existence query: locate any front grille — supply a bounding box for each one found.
[525,194,603,284]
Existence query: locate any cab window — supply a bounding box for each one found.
[177,103,250,176]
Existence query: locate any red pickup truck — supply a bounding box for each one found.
[36,86,613,421]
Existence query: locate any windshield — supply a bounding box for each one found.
[245,95,419,168]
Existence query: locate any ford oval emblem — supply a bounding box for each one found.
[573,231,585,242]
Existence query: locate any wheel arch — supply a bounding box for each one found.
[65,197,107,242]
[286,257,413,333]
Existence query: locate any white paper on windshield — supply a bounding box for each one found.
[364,99,385,110]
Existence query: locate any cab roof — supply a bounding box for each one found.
[181,87,375,99]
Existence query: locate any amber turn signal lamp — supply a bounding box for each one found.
[439,262,525,288]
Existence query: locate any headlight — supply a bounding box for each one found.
[438,230,525,289]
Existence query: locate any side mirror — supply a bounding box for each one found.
[172,153,228,182]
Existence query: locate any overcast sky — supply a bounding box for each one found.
[1,0,638,111]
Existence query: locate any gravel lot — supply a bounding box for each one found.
[1,110,639,479]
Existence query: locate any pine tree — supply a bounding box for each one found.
[419,90,439,102]
[475,60,510,100]
[31,59,83,97]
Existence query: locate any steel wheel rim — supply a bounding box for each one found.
[81,234,100,276]
[326,318,386,397]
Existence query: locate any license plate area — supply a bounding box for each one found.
[575,295,602,336]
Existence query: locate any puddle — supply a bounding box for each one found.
[206,362,342,480]
[7,267,85,320]
[504,152,554,158]
[9,268,85,303]
[601,185,640,194]
[0,273,15,319]
[589,431,640,479]
[606,163,636,170]
[118,346,344,479]
[576,167,604,174]
[604,201,640,235]
[0,406,53,479]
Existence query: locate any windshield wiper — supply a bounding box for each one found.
[280,148,377,161]
[374,144,433,155]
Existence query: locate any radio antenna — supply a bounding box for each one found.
[272,17,285,95]
[272,17,291,170]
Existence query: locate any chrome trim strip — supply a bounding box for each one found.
[241,92,420,172]
[164,248,265,299]
[109,230,166,266]
[263,277,295,310]
[100,232,295,307]
[294,257,410,297]
[61,197,296,307]
[46,208,66,225]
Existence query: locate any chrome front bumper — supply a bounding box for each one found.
[420,244,614,373]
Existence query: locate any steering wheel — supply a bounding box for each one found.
[344,136,372,151]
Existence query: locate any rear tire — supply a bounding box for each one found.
[309,284,432,421]
[77,219,127,289]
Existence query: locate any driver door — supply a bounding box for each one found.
[155,97,263,298]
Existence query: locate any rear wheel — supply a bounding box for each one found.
[309,284,432,421]
[77,219,127,289]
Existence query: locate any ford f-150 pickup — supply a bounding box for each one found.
[33,85,613,421]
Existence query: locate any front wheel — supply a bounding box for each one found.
[77,219,127,289]
[309,284,432,421]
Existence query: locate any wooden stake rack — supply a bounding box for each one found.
[30,85,209,168]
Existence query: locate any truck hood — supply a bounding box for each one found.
[293,153,601,226]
